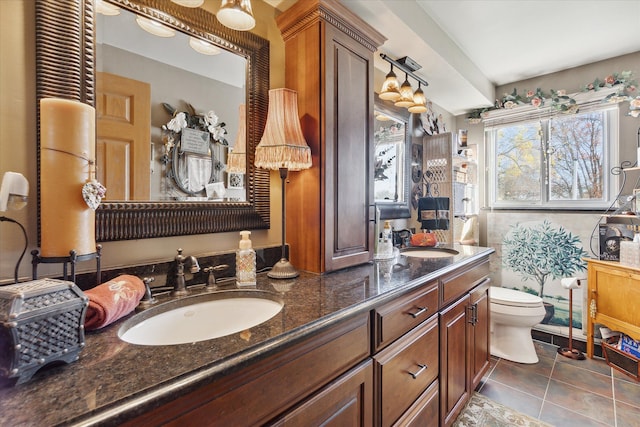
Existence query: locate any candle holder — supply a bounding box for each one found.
[31,245,102,286]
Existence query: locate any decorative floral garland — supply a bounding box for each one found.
[467,70,639,123]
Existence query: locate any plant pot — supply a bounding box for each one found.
[541,301,555,324]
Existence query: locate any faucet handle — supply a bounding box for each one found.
[204,264,229,289]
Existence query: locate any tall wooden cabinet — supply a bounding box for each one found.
[277,0,386,273]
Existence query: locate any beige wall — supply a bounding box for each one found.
[3,0,636,283]
[0,0,286,282]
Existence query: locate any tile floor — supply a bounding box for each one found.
[476,341,640,427]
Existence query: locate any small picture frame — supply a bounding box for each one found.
[227,172,245,189]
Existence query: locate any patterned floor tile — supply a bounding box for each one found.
[544,379,614,425]
[489,359,550,398]
[616,400,640,427]
[551,361,613,398]
[477,339,630,427]
[614,377,640,409]
[539,401,612,427]
[478,379,543,419]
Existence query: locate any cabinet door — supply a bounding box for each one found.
[323,24,375,272]
[469,279,491,390]
[393,380,439,427]
[270,360,373,427]
[440,294,470,427]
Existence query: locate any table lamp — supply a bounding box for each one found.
[226,104,246,174]
[255,88,312,279]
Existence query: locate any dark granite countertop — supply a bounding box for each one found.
[0,244,493,426]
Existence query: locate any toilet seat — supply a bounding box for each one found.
[490,286,543,308]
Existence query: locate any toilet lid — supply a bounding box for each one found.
[490,286,543,308]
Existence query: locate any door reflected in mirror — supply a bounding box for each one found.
[96,6,246,202]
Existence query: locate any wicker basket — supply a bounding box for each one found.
[0,278,88,385]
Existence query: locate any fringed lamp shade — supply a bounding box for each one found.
[226,104,246,173]
[255,88,311,279]
[255,88,312,171]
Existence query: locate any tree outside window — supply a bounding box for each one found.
[491,108,612,209]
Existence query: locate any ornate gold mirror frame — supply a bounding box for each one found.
[35,0,270,242]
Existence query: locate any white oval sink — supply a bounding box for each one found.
[401,248,459,258]
[118,290,283,346]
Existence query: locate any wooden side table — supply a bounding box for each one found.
[586,258,640,358]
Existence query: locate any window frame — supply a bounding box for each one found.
[486,106,619,210]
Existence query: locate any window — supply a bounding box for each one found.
[488,107,618,209]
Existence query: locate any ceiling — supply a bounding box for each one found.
[269,0,640,116]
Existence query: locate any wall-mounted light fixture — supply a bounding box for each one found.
[408,82,428,113]
[171,0,205,7]
[394,73,415,108]
[380,54,429,113]
[216,0,256,32]
[1,171,29,284]
[135,16,176,38]
[379,64,401,101]
[189,37,222,55]
[96,0,120,16]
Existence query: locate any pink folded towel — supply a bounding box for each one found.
[84,274,145,331]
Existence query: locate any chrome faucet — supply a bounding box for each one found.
[172,248,201,296]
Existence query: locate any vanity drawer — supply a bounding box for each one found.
[440,258,489,307]
[373,280,438,351]
[374,316,439,427]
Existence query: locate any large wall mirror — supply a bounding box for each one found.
[374,95,411,219]
[35,0,270,242]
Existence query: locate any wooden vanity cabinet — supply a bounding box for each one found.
[269,359,373,426]
[276,0,386,274]
[117,255,493,427]
[374,317,439,427]
[372,280,440,427]
[122,313,370,427]
[586,259,640,358]
[439,259,491,427]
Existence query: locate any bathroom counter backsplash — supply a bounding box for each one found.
[0,244,493,426]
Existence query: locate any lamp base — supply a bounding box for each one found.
[557,347,585,360]
[268,258,300,279]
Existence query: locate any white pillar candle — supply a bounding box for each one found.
[40,98,96,257]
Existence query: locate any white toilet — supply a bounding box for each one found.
[489,286,546,364]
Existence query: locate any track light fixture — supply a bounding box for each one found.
[380,53,429,113]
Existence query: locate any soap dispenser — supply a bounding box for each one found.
[236,230,256,286]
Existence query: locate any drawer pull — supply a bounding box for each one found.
[408,306,428,318]
[408,364,427,379]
